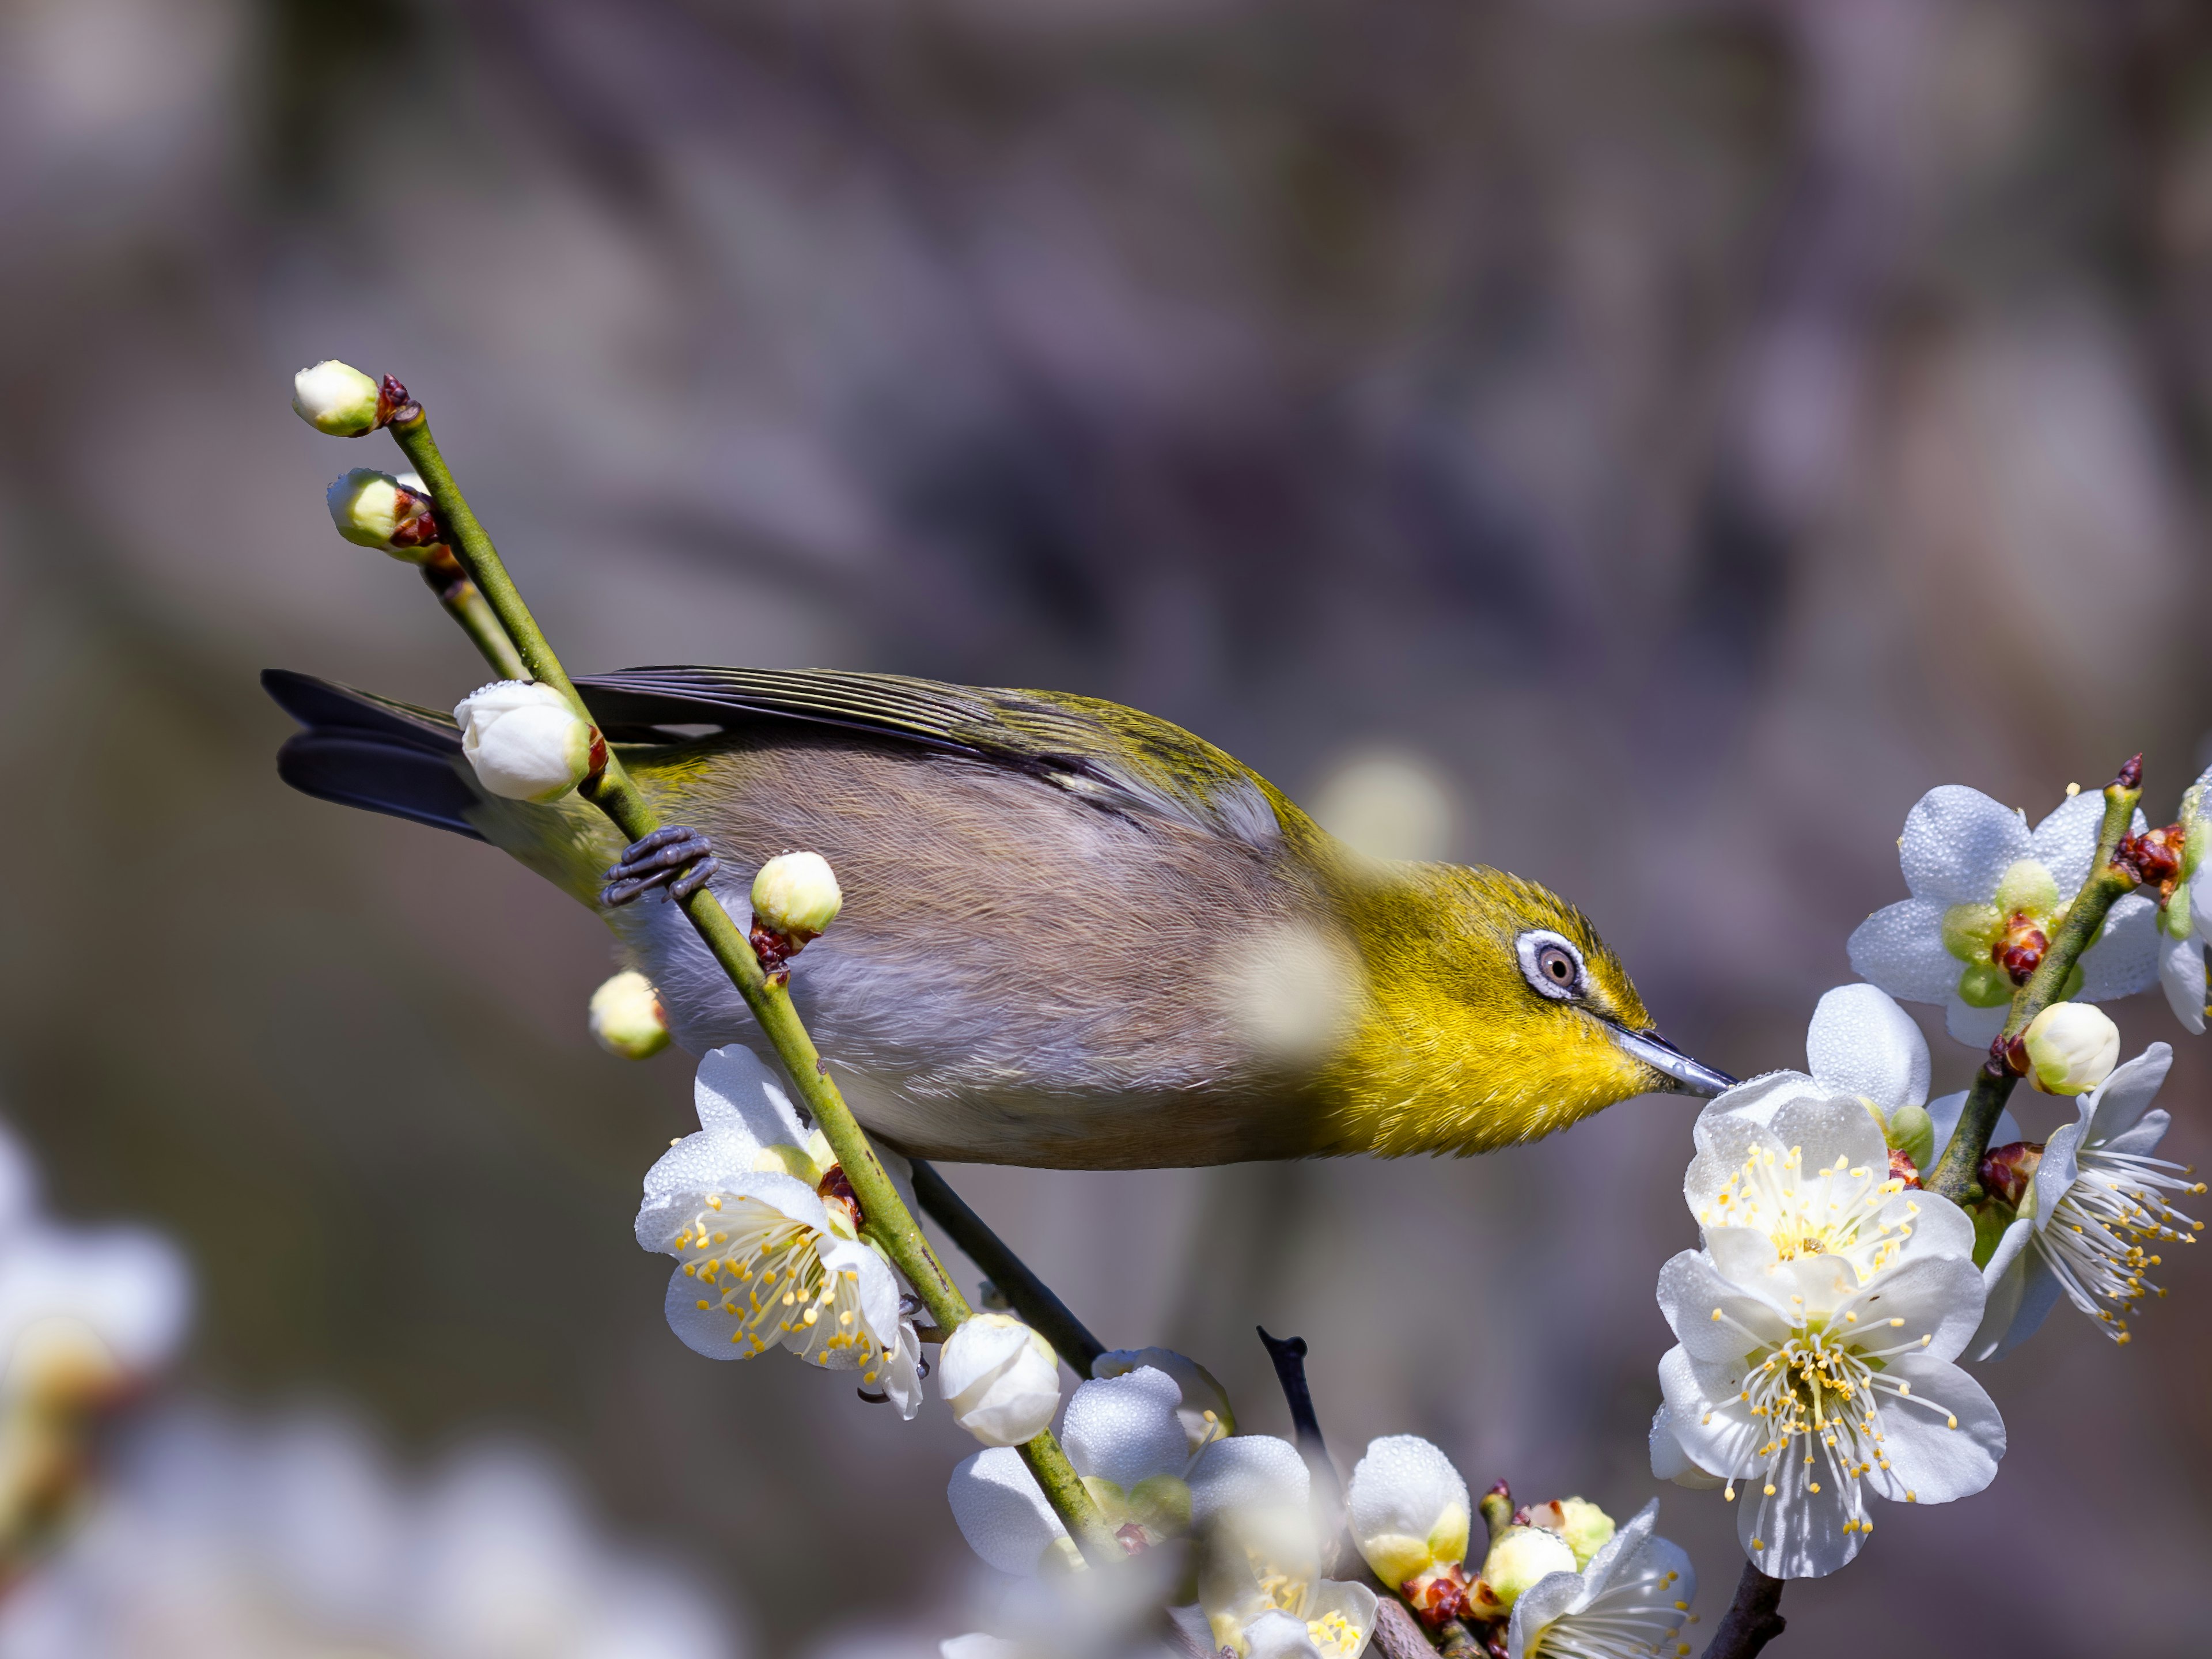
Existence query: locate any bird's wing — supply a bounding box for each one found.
[575,666,1285,850]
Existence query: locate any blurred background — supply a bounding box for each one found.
[2,0,2209,1651]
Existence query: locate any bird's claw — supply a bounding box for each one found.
[601,825,718,907]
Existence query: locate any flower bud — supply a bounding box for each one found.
[1884,1102,1935,1173]
[453,681,599,803]
[1520,1497,1614,1569]
[1470,1524,1576,1618]
[940,1314,1060,1447]
[2021,1002,2120,1095]
[326,467,442,560]
[291,359,384,435]
[751,851,843,944]
[588,970,669,1060]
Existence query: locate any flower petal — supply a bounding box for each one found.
[1901,787,2032,903]
[1188,1435,1309,1527]
[1836,1251,1987,1363]
[1738,1431,1861,1579]
[1240,1609,1323,1659]
[813,1237,902,1361]
[635,1128,765,1246]
[1657,1344,1765,1482]
[1692,1072,1824,1147]
[2077,893,2160,1001]
[1858,1353,2003,1505]
[1649,1406,1725,1490]
[1846,902,1963,1005]
[1982,1251,2068,1360]
[662,1265,750,1361]
[2027,792,2118,898]
[693,1044,812,1150]
[2102,1106,2172,1160]
[2029,1119,2086,1236]
[1062,1368,1191,1491]
[2158,936,2207,1035]
[1505,1571,1586,1659]
[2083,1044,2173,1147]
[1574,1498,1657,1604]
[1805,984,1931,1110]
[1766,1092,1890,1176]
[1968,1219,2032,1361]
[1943,996,2008,1049]
[948,1447,1067,1575]
[1656,1251,1793,1358]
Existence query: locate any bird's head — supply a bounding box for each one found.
[1319,862,1733,1157]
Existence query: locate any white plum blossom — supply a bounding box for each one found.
[1189,1435,1376,1658]
[2153,767,2212,1033]
[1658,1082,2005,1575]
[634,1046,922,1417]
[940,1316,1060,1448]
[454,681,597,802]
[1848,785,2157,1046]
[947,1366,1194,1574]
[1975,1044,2205,1355]
[1505,1500,1695,1659]
[0,1406,741,1659]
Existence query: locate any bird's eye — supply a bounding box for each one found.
[1515,930,1585,1001]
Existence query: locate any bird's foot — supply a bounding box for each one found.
[601,825,719,907]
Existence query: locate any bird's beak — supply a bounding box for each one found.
[1607,1024,1737,1098]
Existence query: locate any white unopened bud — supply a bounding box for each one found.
[939,1313,1060,1447]
[326,468,440,560]
[2022,1001,2120,1096]
[751,851,843,942]
[291,359,384,436]
[454,681,598,803]
[1475,1525,1577,1616]
[589,970,669,1060]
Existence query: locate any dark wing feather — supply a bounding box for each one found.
[575,666,1283,849]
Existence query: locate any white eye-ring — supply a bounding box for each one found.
[1517,930,1585,1001]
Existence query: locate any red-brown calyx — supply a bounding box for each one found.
[2116,823,2184,893]
[1403,1562,1475,1627]
[1888,1146,1922,1188]
[1991,912,2049,986]
[1979,1141,2044,1209]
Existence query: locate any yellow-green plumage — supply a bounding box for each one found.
[268,665,1720,1169]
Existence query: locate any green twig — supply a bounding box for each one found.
[1926,760,2144,1202]
[417,547,527,680]
[385,407,1117,1562]
[910,1161,1106,1376]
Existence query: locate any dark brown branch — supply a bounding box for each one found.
[909,1160,1106,1376]
[1373,1597,1444,1659]
[1703,1564,1786,1659]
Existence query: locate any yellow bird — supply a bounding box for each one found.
[266,666,1730,1168]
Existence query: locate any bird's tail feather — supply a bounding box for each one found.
[264,669,487,842]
